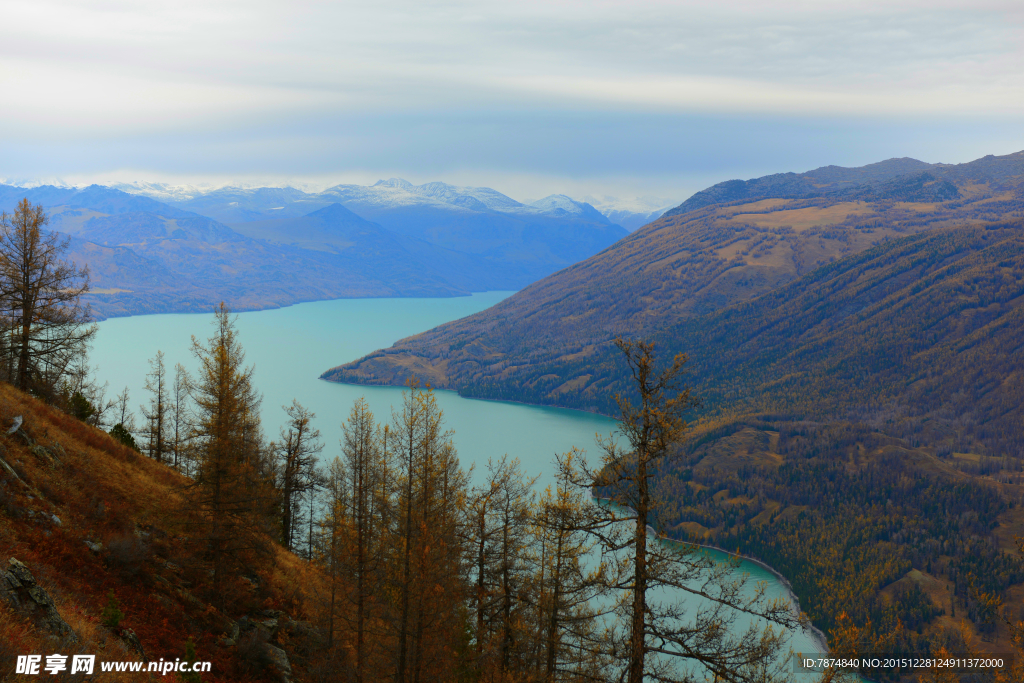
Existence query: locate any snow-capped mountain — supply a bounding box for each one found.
[318,178,529,214]
[107,181,206,203]
[108,177,634,225]
[581,195,675,231]
[529,195,610,223]
[319,180,609,220]
[76,177,628,296]
[5,176,673,230]
[0,177,76,189]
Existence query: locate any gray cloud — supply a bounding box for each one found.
[0,0,1021,193]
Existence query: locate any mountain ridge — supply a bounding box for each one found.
[0,183,628,318]
[323,149,1024,457]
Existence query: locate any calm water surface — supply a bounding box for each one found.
[90,292,826,668]
[91,292,614,488]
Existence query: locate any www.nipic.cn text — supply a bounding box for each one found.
[16,654,212,675]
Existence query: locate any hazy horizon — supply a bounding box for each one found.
[2,0,1021,203]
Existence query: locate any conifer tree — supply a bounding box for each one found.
[336,398,389,683]
[578,338,799,683]
[110,385,139,450]
[171,363,192,473]
[465,455,537,677]
[141,350,169,463]
[318,455,348,650]
[531,448,612,680]
[390,381,468,683]
[0,199,94,396]
[186,303,271,605]
[275,400,324,551]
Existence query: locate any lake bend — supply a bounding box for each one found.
[90,292,828,672]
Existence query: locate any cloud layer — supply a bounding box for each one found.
[2,0,1021,199]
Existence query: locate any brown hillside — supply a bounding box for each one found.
[0,384,326,682]
[323,150,1024,406]
[653,417,1024,662]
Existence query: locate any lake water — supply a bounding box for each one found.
[90,292,827,671]
[90,292,615,488]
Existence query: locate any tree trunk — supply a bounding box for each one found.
[628,459,648,683]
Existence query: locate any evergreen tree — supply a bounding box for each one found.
[275,400,324,551]
[0,199,94,396]
[171,362,192,474]
[186,303,272,606]
[579,338,799,683]
[141,350,170,463]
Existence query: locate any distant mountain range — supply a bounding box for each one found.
[324,150,1024,457]
[0,179,635,318]
[580,195,675,231]
[101,179,669,232]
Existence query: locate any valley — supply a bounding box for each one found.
[3,151,1024,682]
[6,1,1021,680]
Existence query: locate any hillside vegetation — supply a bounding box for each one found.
[639,417,1024,678]
[0,383,327,682]
[322,152,1024,676]
[324,151,1024,459]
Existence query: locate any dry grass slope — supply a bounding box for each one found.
[0,384,329,682]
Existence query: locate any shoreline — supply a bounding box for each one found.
[324,377,620,422]
[591,495,830,654]
[88,289,514,322]
[670,538,831,653]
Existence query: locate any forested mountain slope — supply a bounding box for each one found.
[640,418,1024,672]
[0,384,326,681]
[324,151,1024,457]
[320,152,1024,680]
[665,151,1024,215]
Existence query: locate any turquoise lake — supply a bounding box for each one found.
[90,292,615,489]
[89,292,827,671]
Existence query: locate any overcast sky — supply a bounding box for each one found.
[1,0,1022,204]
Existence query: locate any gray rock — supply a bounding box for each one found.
[51,442,68,461]
[7,416,22,435]
[263,643,292,683]
[0,451,26,487]
[84,540,103,553]
[0,558,77,641]
[283,618,315,637]
[31,445,58,468]
[50,514,61,527]
[120,627,146,662]
[283,618,323,648]
[17,428,34,447]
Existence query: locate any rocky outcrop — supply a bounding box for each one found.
[0,558,76,641]
[264,644,293,682]
[119,627,146,661]
[231,609,297,682]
